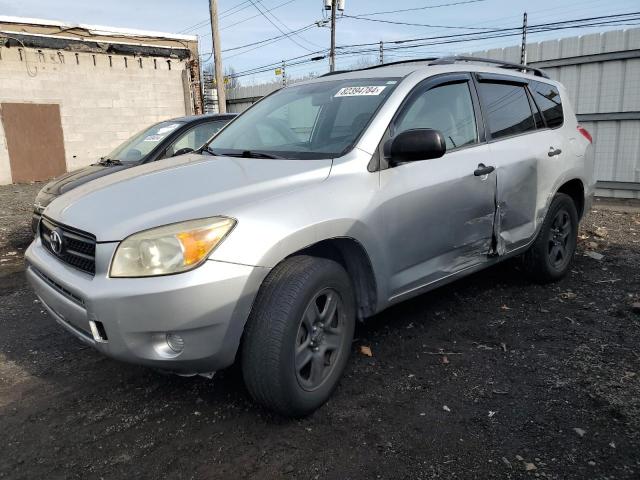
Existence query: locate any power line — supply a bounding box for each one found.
[342,15,506,30]
[179,0,254,33]
[222,23,320,53]
[350,0,488,17]
[335,11,640,50]
[246,0,315,52]
[182,0,299,34]
[225,12,640,80]
[256,0,322,49]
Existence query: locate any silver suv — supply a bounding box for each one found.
[25,57,594,416]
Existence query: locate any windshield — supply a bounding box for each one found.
[106,120,185,163]
[205,78,400,159]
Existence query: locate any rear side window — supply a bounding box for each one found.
[529,81,564,128]
[478,82,536,140]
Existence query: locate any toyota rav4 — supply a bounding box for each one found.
[25,57,594,417]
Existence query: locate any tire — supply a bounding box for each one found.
[523,193,579,283]
[241,255,356,417]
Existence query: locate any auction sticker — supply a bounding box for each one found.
[156,123,181,134]
[143,134,164,142]
[335,86,386,97]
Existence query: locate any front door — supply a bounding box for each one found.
[377,74,496,298]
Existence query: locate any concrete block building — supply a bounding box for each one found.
[0,16,203,184]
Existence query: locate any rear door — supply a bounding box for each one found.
[475,74,550,254]
[528,80,568,206]
[378,73,497,298]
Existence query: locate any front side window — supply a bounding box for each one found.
[394,81,478,150]
[478,82,536,140]
[165,121,228,157]
[529,81,564,129]
[206,78,399,159]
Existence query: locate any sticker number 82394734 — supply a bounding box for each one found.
[334,86,387,97]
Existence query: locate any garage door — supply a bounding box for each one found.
[1,103,67,183]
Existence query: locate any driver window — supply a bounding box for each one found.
[395,82,478,150]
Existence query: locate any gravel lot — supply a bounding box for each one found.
[1,183,639,480]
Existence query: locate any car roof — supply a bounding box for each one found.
[163,113,237,124]
[298,56,556,86]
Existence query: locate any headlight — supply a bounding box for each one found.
[110,217,236,277]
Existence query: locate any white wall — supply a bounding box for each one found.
[0,46,189,184]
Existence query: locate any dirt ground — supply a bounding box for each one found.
[1,184,639,480]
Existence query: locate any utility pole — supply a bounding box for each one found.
[379,41,384,65]
[520,11,528,67]
[282,60,286,87]
[209,0,226,113]
[329,0,337,72]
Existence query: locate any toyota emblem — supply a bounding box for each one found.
[49,229,63,255]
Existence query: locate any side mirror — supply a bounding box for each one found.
[172,147,194,157]
[385,128,446,165]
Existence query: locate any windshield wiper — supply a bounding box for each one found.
[96,157,123,166]
[202,146,218,156]
[226,150,282,159]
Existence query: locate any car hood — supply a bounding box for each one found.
[42,164,134,196]
[44,153,332,241]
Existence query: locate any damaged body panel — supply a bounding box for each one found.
[489,139,539,255]
[379,145,496,296]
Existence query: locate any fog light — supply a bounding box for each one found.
[166,333,184,353]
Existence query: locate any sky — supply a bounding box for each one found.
[2,0,639,84]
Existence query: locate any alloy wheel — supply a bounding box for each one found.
[548,208,572,270]
[295,288,346,392]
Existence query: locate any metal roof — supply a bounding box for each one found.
[0,15,197,42]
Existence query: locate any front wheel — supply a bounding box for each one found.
[523,193,579,283]
[241,255,355,417]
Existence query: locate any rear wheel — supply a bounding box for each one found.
[241,255,355,417]
[523,193,578,283]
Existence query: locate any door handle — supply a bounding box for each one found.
[548,147,562,157]
[474,163,495,176]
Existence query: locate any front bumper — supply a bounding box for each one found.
[25,237,269,373]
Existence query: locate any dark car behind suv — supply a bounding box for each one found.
[32,113,236,232]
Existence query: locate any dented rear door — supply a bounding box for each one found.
[475,75,544,254]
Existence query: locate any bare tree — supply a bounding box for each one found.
[224,66,240,90]
[203,63,241,90]
[347,56,378,70]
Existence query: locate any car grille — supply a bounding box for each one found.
[40,217,96,275]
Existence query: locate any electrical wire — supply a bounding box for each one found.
[349,0,488,17]
[224,12,640,80]
[256,0,323,49]
[182,0,299,34]
[342,15,508,30]
[246,0,315,52]
[0,35,38,77]
[222,23,320,52]
[179,0,256,33]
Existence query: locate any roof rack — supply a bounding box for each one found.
[320,55,549,79]
[429,56,549,78]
